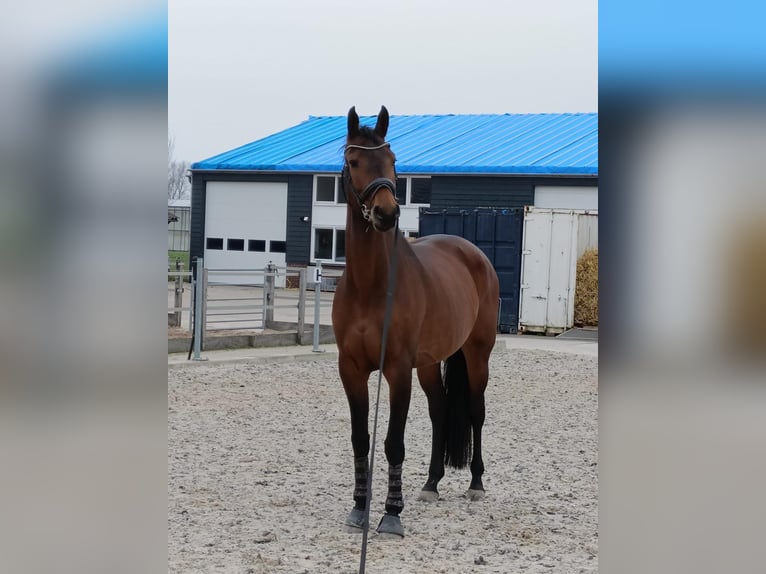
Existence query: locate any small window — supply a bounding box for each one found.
[408,231,419,239]
[335,229,346,262]
[227,238,244,251]
[316,176,335,202]
[395,178,407,205]
[269,240,287,253]
[206,237,223,250]
[411,178,431,204]
[248,239,266,252]
[336,179,347,204]
[314,228,333,260]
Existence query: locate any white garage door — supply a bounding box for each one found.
[204,181,288,286]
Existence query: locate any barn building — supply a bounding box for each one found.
[189,112,598,332]
[168,198,191,251]
[190,112,597,274]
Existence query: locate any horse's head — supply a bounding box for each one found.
[344,106,400,232]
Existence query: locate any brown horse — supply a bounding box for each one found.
[332,106,500,537]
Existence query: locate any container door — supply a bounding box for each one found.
[519,209,552,332]
[520,208,581,333]
[546,211,577,330]
[419,208,523,333]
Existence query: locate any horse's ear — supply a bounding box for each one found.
[374,105,389,139]
[347,106,360,137]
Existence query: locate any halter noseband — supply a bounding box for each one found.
[342,142,398,222]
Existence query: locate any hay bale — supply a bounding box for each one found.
[726,218,766,357]
[574,249,598,326]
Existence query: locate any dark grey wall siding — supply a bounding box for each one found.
[189,175,206,265]
[430,176,534,209]
[190,172,598,268]
[285,175,312,265]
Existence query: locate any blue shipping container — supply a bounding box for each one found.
[419,208,524,334]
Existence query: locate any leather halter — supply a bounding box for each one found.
[341,142,398,222]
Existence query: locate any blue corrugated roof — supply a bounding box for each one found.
[192,113,597,176]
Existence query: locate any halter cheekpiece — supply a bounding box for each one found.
[342,142,398,222]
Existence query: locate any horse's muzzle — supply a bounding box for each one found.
[372,204,400,231]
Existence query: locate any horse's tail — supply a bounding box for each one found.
[443,349,472,469]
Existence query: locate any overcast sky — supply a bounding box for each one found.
[169,0,597,163]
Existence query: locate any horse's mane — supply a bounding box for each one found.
[340,125,386,158]
[357,126,384,144]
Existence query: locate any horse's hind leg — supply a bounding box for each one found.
[462,342,492,500]
[416,362,446,501]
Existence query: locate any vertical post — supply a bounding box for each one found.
[172,259,183,327]
[264,262,275,329]
[312,260,322,352]
[187,260,193,332]
[297,268,307,345]
[192,257,206,361]
[201,267,209,350]
[261,266,268,329]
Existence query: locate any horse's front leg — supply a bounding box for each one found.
[339,356,372,531]
[377,362,412,538]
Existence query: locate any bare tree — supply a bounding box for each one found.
[168,136,191,200]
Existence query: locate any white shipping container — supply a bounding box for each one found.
[518,207,598,334]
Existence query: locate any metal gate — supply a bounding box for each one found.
[419,207,524,333]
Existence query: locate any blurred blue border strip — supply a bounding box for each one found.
[49,8,167,96]
[600,0,766,95]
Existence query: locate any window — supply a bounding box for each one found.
[316,176,335,202]
[411,178,432,204]
[385,176,432,205]
[395,178,407,205]
[269,240,287,253]
[314,228,347,262]
[206,237,223,250]
[336,183,347,204]
[227,238,244,251]
[408,231,419,239]
[335,229,346,262]
[314,228,333,260]
[315,175,346,203]
[248,239,265,252]
[316,175,432,204]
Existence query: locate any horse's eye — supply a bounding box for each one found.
[349,159,359,168]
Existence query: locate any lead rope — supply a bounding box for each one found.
[359,219,400,574]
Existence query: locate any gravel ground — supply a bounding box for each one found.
[168,348,598,573]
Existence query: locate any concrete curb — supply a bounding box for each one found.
[168,351,339,369]
[168,344,339,369]
[168,327,335,354]
[168,335,597,369]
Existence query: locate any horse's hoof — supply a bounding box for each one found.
[466,488,486,501]
[343,508,366,532]
[418,489,439,502]
[376,514,404,538]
